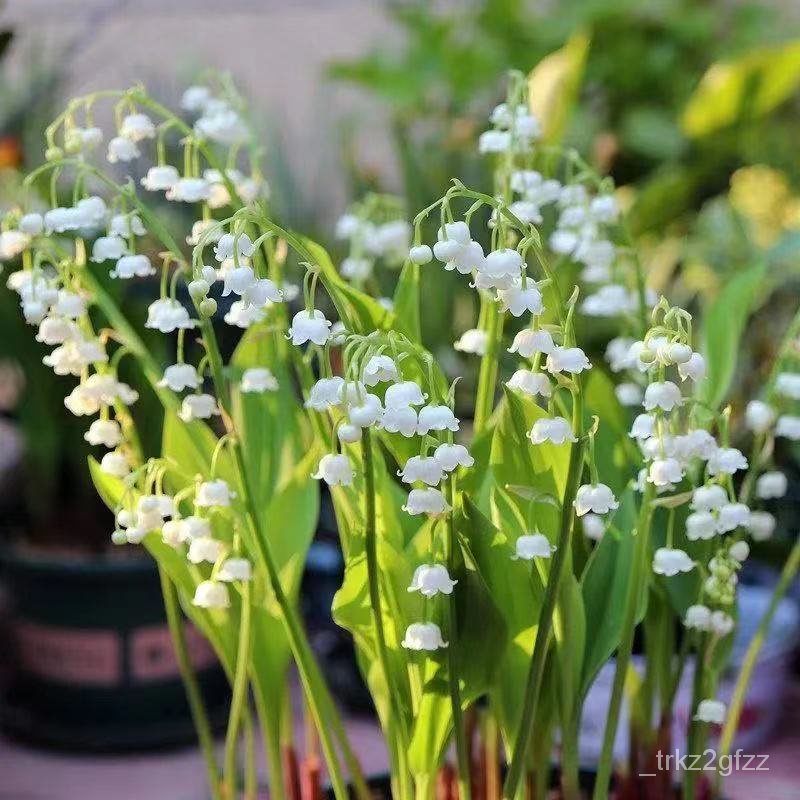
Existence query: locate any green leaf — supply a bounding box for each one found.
[682,39,800,138]
[392,261,421,342]
[699,262,766,409]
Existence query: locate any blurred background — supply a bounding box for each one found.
[1,1,800,797]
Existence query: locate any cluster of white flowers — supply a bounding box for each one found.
[478,102,541,156]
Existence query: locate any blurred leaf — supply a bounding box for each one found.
[528,31,590,144]
[619,106,686,161]
[682,39,800,137]
[392,261,421,342]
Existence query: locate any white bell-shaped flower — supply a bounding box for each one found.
[193,580,230,609]
[474,248,523,289]
[407,564,457,597]
[775,372,800,399]
[337,423,362,444]
[677,352,707,382]
[653,548,694,576]
[606,337,636,372]
[747,511,776,541]
[348,393,383,428]
[684,605,712,630]
[159,364,201,392]
[107,136,139,163]
[706,447,747,477]
[179,393,219,422]
[288,309,332,346]
[341,257,373,281]
[120,113,156,141]
[506,369,551,398]
[454,328,488,355]
[729,541,750,563]
[111,254,156,279]
[145,299,195,333]
[305,377,345,410]
[745,400,775,433]
[218,557,253,582]
[409,245,433,265]
[433,443,474,472]
[100,450,130,478]
[84,418,122,448]
[545,346,591,375]
[166,178,211,203]
[776,415,800,440]
[497,283,543,317]
[221,265,256,297]
[513,533,555,560]
[196,479,235,507]
[433,221,472,262]
[574,483,618,516]
[508,328,555,357]
[686,511,718,541]
[19,213,44,236]
[629,413,656,441]
[398,456,444,486]
[54,291,86,319]
[528,416,576,445]
[312,454,355,486]
[756,471,787,500]
[402,488,450,516]
[694,699,726,725]
[643,381,682,411]
[401,622,448,651]
[238,278,282,310]
[417,404,459,435]
[110,213,146,238]
[36,317,76,346]
[691,484,728,512]
[188,536,225,565]
[384,380,427,409]
[648,458,683,487]
[716,503,751,533]
[91,236,128,263]
[141,165,180,191]
[581,513,605,540]
[241,368,278,393]
[214,232,255,262]
[362,355,399,386]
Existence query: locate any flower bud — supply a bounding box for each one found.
[199,298,217,317]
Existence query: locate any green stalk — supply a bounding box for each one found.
[683,635,709,800]
[502,390,586,800]
[474,299,505,435]
[159,567,222,800]
[251,679,286,800]
[592,482,656,800]
[714,536,800,796]
[223,580,253,798]
[362,428,412,798]
[560,712,582,800]
[446,476,471,800]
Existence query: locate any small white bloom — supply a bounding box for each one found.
[362,355,399,386]
[684,605,712,630]
[691,484,728,512]
[745,400,776,434]
[109,213,146,237]
[188,536,225,565]
[337,423,362,444]
[629,413,656,441]
[385,381,427,408]
[433,443,474,472]
[0,230,29,260]
[497,283,543,317]
[36,317,75,346]
[196,479,235,507]
[729,541,750,563]
[179,393,219,422]
[454,328,488,356]
[141,165,180,192]
[402,488,450,516]
[648,458,683,487]
[305,377,345,411]
[615,382,643,407]
[545,346,591,375]
[409,245,433,265]
[84,418,122,448]
[643,381,682,412]
[686,511,719,541]
[100,450,130,478]
[756,471,787,500]
[508,328,555,358]
[379,405,418,437]
[398,456,444,486]
[582,513,605,541]
[288,309,332,346]
[120,113,156,141]
[574,484,618,516]
[107,136,139,163]
[193,580,230,609]
[166,178,211,203]
[694,699,726,725]
[478,129,511,154]
[145,298,195,333]
[54,291,86,319]
[707,447,748,477]
[717,503,751,533]
[348,393,383,428]
[675,429,718,462]
[776,415,800,440]
[91,235,128,263]
[224,301,264,328]
[401,622,448,651]
[312,454,355,486]
[19,213,44,236]
[221,265,256,298]
[653,548,694,576]
[407,564,457,597]
[111,254,156,279]
[218,558,253,582]
[775,372,800,400]
[529,417,576,445]
[341,257,373,281]
[513,533,555,560]
[747,511,776,542]
[417,405,459,435]
[606,337,635,372]
[475,248,523,288]
[159,364,201,392]
[181,85,212,112]
[507,369,551,398]
[241,368,278,393]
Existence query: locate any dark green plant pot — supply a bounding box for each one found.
[0,547,229,751]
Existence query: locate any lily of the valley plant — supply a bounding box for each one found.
[2,71,799,800]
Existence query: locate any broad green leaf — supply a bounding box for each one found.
[392,261,421,342]
[699,262,766,409]
[528,32,590,144]
[682,39,800,138]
